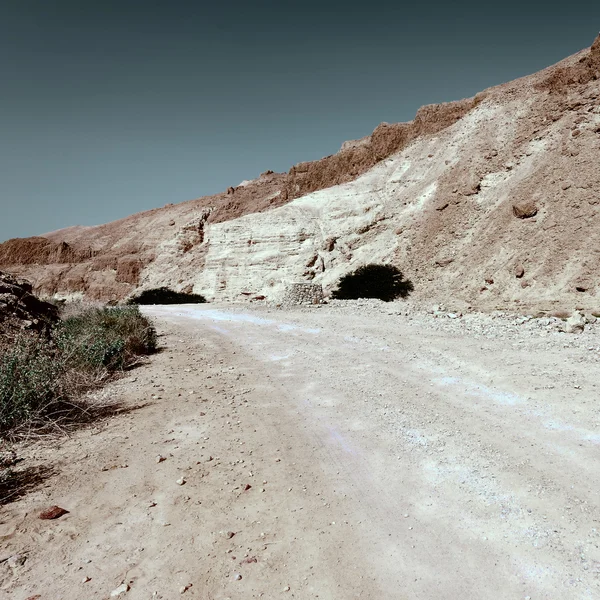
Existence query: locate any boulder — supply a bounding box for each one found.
[512,201,538,219]
[565,311,585,334]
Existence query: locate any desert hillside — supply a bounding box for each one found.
[1,35,599,312]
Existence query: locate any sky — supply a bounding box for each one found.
[1,1,599,242]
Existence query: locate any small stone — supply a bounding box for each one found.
[156,455,166,463]
[7,554,27,568]
[435,257,453,267]
[110,583,130,596]
[226,531,235,539]
[233,573,242,581]
[283,586,291,592]
[514,264,525,278]
[82,576,91,583]
[39,505,69,520]
[176,477,186,486]
[243,484,252,491]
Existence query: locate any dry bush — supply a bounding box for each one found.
[56,306,157,369]
[58,299,105,320]
[128,287,206,305]
[0,337,62,433]
[331,264,414,302]
[0,306,156,437]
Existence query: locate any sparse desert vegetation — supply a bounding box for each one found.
[331,264,414,302]
[0,305,156,436]
[128,287,207,305]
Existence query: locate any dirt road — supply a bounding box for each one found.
[2,303,600,599]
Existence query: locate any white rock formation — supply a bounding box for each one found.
[188,103,504,301]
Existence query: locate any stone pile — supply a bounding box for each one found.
[281,283,324,306]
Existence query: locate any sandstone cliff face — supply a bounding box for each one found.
[1,36,599,312]
[185,87,600,312]
[0,173,287,301]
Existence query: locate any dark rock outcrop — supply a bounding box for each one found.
[0,271,59,343]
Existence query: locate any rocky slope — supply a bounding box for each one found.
[1,35,599,312]
[0,271,59,346]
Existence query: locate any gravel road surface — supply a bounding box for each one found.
[2,302,599,599]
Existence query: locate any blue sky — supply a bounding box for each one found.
[1,1,598,241]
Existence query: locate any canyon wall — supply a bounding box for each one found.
[1,36,599,312]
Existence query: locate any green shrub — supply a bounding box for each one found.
[56,306,157,370]
[128,287,206,305]
[0,306,157,436]
[331,264,414,302]
[0,338,62,432]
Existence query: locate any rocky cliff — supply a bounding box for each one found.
[1,36,599,312]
